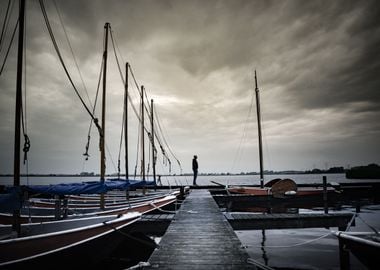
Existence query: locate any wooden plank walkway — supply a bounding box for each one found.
[144,189,256,269]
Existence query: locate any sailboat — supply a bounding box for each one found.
[0,2,142,267]
[226,71,338,198]
[0,4,179,225]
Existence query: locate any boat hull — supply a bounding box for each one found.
[0,195,176,225]
[0,213,140,268]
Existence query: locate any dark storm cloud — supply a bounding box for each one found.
[1,0,379,174]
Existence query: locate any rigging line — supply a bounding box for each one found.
[108,28,127,175]
[134,109,141,180]
[110,28,152,123]
[108,31,177,174]
[108,29,151,135]
[38,0,101,134]
[83,57,103,159]
[105,143,117,173]
[260,101,272,172]
[108,30,148,131]
[357,215,379,234]
[109,30,154,177]
[230,92,255,173]
[52,0,93,111]
[153,107,182,173]
[21,8,30,169]
[108,35,146,133]
[249,232,332,248]
[117,101,125,177]
[128,64,152,117]
[0,0,11,52]
[147,138,151,175]
[0,0,15,54]
[153,108,177,160]
[0,17,18,75]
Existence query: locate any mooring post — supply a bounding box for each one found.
[355,202,361,213]
[54,195,61,220]
[323,175,328,214]
[339,238,350,270]
[62,197,68,219]
[180,186,184,200]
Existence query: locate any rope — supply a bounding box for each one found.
[38,0,101,135]
[108,27,183,178]
[117,101,125,177]
[103,220,158,248]
[357,214,379,235]
[83,57,103,160]
[0,18,18,76]
[247,258,275,270]
[230,88,255,174]
[345,213,357,232]
[154,107,183,174]
[149,202,177,214]
[52,0,93,110]
[126,262,151,269]
[0,0,12,53]
[248,232,332,248]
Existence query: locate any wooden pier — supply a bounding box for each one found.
[144,189,256,269]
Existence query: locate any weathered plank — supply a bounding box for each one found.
[144,189,256,269]
[225,212,354,230]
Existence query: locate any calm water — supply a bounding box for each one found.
[2,173,380,186]
[2,174,379,269]
[234,204,380,270]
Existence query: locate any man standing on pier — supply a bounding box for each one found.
[192,155,198,185]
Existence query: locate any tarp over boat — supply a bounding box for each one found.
[24,178,155,195]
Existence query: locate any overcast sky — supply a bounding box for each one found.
[1,0,379,175]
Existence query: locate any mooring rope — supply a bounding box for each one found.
[247,258,275,270]
[149,202,177,214]
[126,261,151,269]
[103,220,158,248]
[345,213,357,232]
[357,214,379,235]
[247,232,332,248]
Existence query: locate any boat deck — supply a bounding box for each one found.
[144,189,255,269]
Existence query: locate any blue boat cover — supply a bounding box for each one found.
[25,181,108,195]
[0,187,23,211]
[24,178,155,195]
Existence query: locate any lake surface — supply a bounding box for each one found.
[234,204,380,270]
[2,173,380,186]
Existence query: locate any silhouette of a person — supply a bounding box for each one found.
[192,155,198,185]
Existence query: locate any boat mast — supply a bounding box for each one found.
[13,0,26,234]
[100,22,110,209]
[151,99,156,185]
[141,85,145,181]
[124,62,129,179]
[254,70,264,188]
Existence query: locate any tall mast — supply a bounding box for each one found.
[100,22,109,182]
[141,85,145,181]
[124,63,129,179]
[100,22,110,209]
[151,99,156,185]
[13,0,26,234]
[255,70,264,188]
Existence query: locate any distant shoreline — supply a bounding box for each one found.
[0,171,346,177]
